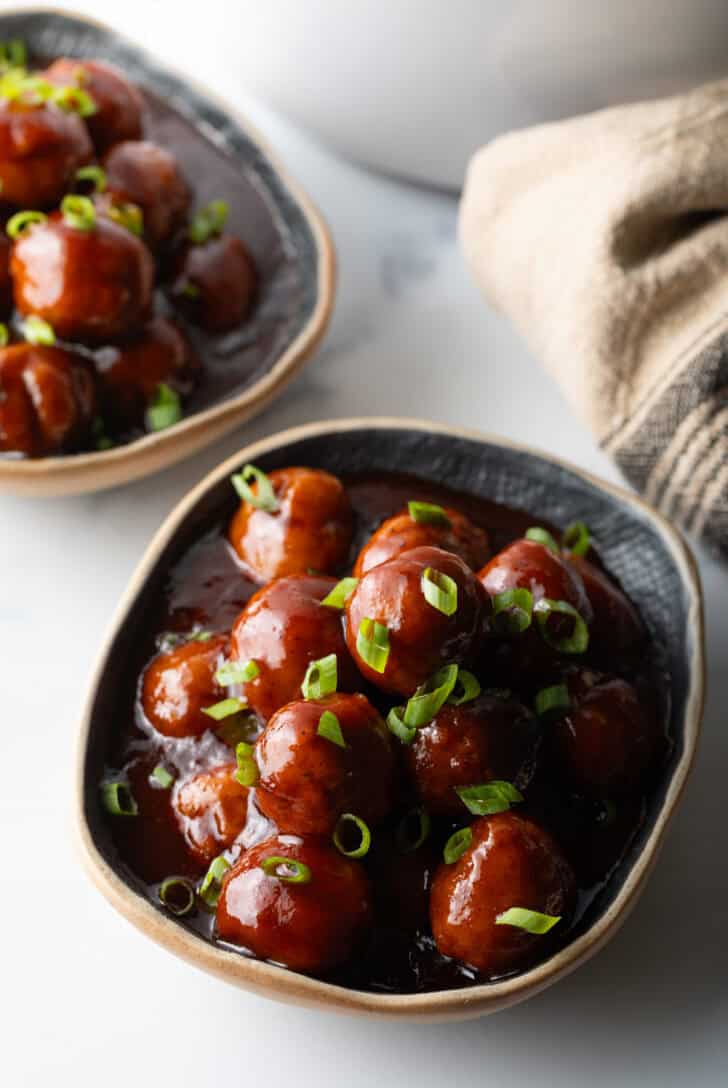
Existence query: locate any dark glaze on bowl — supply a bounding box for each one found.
[0,36,317,459]
[100,470,670,995]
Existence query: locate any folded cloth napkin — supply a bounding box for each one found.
[460,79,728,560]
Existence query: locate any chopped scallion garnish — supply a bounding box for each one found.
[260,855,312,884]
[386,705,416,745]
[61,193,96,231]
[534,598,589,654]
[158,876,195,916]
[150,764,175,789]
[215,658,259,686]
[495,907,561,934]
[0,322,8,347]
[407,500,451,527]
[403,664,459,728]
[321,577,358,609]
[421,566,458,616]
[317,709,346,748]
[234,741,259,787]
[562,521,591,557]
[525,527,559,554]
[202,697,246,721]
[443,826,472,864]
[356,617,390,673]
[396,806,431,853]
[534,683,570,718]
[455,780,523,816]
[21,315,55,346]
[301,653,338,699]
[447,668,481,705]
[106,200,144,237]
[101,780,137,816]
[188,199,229,244]
[146,383,182,432]
[230,463,279,512]
[6,209,46,239]
[333,813,371,859]
[491,587,533,635]
[74,164,106,193]
[198,855,230,908]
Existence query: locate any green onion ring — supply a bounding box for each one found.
[356,617,390,674]
[525,527,560,554]
[202,697,247,721]
[149,764,175,789]
[0,322,8,347]
[333,813,371,859]
[74,164,107,193]
[101,780,137,816]
[396,806,431,853]
[534,683,570,718]
[188,199,229,244]
[421,566,458,616]
[562,521,591,557]
[443,826,472,864]
[146,382,182,432]
[260,856,312,884]
[6,210,46,239]
[158,876,195,917]
[106,200,144,237]
[447,668,481,705]
[230,463,279,512]
[301,653,338,699]
[21,315,55,346]
[61,193,96,231]
[198,855,230,908]
[403,663,459,728]
[534,598,590,654]
[491,587,534,635]
[386,705,417,745]
[215,658,259,686]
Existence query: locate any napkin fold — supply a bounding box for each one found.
[460,79,728,560]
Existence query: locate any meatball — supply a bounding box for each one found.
[430,812,576,975]
[103,140,190,247]
[0,233,12,315]
[229,467,353,582]
[354,506,488,577]
[172,235,257,331]
[94,316,197,431]
[569,555,645,667]
[229,575,360,722]
[216,835,373,972]
[0,99,91,207]
[552,669,658,796]
[11,209,154,343]
[0,343,95,457]
[345,546,489,696]
[141,633,228,738]
[405,693,541,817]
[255,693,396,835]
[172,763,249,867]
[44,58,143,153]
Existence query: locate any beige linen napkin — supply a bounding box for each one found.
[460,80,728,559]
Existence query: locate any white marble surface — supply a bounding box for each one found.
[2,4,727,1085]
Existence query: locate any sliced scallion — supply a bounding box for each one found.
[188,199,229,244]
[198,855,230,908]
[534,683,570,718]
[202,697,246,721]
[403,664,459,728]
[260,855,312,884]
[396,806,431,853]
[421,566,458,616]
[495,907,561,934]
[525,527,559,554]
[356,617,390,673]
[321,577,358,609]
[455,780,523,816]
[491,587,533,635]
[447,668,481,705]
[317,709,346,748]
[230,463,279,512]
[333,813,371,859]
[101,780,137,816]
[150,764,175,789]
[74,164,106,193]
[301,653,338,699]
[158,876,195,916]
[61,193,96,231]
[407,500,451,527]
[534,598,589,654]
[562,521,591,557]
[386,705,416,745]
[443,826,472,864]
[21,315,55,346]
[234,741,259,787]
[146,383,182,432]
[6,209,46,238]
[215,658,259,686]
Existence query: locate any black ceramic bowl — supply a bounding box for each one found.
[76,419,704,1018]
[0,9,334,496]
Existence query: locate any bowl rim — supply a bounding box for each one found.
[75,417,706,1019]
[0,6,335,496]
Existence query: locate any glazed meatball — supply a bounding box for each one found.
[0,99,91,207]
[11,209,154,343]
[552,668,658,796]
[229,467,353,582]
[0,233,12,315]
[354,506,489,577]
[94,316,197,431]
[430,812,576,975]
[173,763,249,867]
[255,693,396,835]
[44,58,143,153]
[345,546,489,696]
[103,140,190,247]
[141,634,228,738]
[479,537,591,617]
[216,835,373,971]
[172,235,257,331]
[405,693,541,817]
[229,575,360,722]
[0,343,95,457]
[569,555,645,667]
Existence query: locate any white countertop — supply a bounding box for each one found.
[2,4,727,1085]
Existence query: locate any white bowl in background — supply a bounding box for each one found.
[216,0,728,189]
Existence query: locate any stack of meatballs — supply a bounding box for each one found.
[0,46,256,458]
[129,464,661,983]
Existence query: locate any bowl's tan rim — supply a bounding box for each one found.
[0,7,336,498]
[75,417,706,1020]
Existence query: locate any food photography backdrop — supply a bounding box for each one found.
[1,2,726,1085]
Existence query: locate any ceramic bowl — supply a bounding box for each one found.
[76,418,704,1019]
[0,9,334,497]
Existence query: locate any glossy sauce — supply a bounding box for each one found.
[103,472,668,993]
